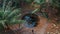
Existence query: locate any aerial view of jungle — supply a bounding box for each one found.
[0,0,60,34]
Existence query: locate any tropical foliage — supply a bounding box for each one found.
[50,0,60,7]
[0,0,25,30]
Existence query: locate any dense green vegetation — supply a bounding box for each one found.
[0,0,25,30]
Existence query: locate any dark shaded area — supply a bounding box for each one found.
[0,30,15,34]
[22,13,39,28]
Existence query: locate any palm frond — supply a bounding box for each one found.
[32,8,39,14]
[0,0,25,30]
[50,0,60,7]
[34,0,46,5]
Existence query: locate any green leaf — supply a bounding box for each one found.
[25,0,34,3]
[6,8,21,19]
[0,23,4,30]
[32,8,39,13]
[34,0,46,4]
[8,19,25,25]
[51,0,60,7]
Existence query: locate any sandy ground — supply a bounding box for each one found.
[18,16,60,34]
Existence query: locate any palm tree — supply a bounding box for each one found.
[0,0,25,31]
